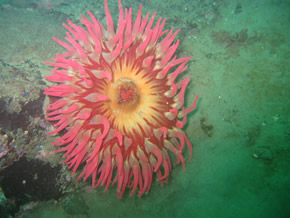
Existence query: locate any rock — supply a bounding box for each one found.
[253,147,273,160]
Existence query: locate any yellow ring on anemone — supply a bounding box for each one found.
[44,0,199,198]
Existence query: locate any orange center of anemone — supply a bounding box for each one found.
[101,57,166,138]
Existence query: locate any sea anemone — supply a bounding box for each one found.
[44,0,199,198]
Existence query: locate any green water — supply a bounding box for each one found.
[0,0,289,217]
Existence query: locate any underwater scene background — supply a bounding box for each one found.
[0,0,289,217]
